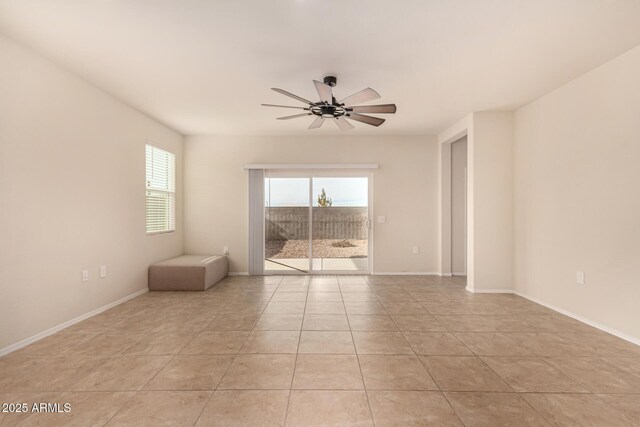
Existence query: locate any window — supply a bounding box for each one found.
[146,144,175,234]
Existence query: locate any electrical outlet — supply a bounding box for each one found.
[223,246,229,255]
[576,271,585,285]
[100,265,107,278]
[412,246,420,254]
[82,270,89,282]
[377,216,386,224]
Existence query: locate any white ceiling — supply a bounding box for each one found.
[1,0,640,136]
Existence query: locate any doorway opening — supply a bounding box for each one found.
[263,172,371,274]
[451,136,467,276]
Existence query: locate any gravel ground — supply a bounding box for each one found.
[266,239,367,259]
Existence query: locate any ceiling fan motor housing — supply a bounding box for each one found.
[323,75,337,87]
[311,104,346,119]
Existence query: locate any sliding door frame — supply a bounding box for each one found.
[264,169,373,275]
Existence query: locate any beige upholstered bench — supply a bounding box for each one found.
[148,255,228,291]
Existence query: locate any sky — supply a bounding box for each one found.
[265,177,368,207]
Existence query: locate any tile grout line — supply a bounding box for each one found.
[376,284,442,391]
[4,275,640,424]
[411,277,525,421]
[415,298,524,402]
[59,323,183,423]
[101,288,246,426]
[99,356,174,425]
[514,392,556,427]
[282,274,310,427]
[378,279,468,426]
[421,294,590,427]
[342,275,378,427]
[588,392,640,424]
[193,274,284,426]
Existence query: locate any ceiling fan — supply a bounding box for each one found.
[262,76,396,130]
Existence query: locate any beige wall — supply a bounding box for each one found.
[514,45,640,341]
[184,135,439,274]
[0,35,184,351]
[451,137,467,275]
[472,112,514,291]
[438,112,513,291]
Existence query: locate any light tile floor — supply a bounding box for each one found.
[1,275,640,426]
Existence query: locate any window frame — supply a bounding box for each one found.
[145,144,176,235]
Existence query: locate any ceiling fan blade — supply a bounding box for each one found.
[348,113,385,127]
[313,80,333,103]
[271,88,312,105]
[334,117,355,131]
[339,87,381,106]
[349,104,396,114]
[261,103,308,110]
[308,116,325,129]
[277,113,312,120]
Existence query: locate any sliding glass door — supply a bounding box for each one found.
[312,177,369,272]
[264,172,370,274]
[264,177,311,272]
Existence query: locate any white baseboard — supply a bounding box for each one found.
[372,272,441,276]
[469,288,515,294]
[0,287,149,357]
[452,272,467,276]
[241,272,447,277]
[514,291,640,346]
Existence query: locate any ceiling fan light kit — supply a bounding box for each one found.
[262,76,396,130]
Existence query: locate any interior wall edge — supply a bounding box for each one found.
[0,31,185,137]
[0,288,149,357]
[0,34,184,350]
[515,291,640,346]
[512,43,640,341]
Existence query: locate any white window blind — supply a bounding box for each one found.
[146,144,175,234]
